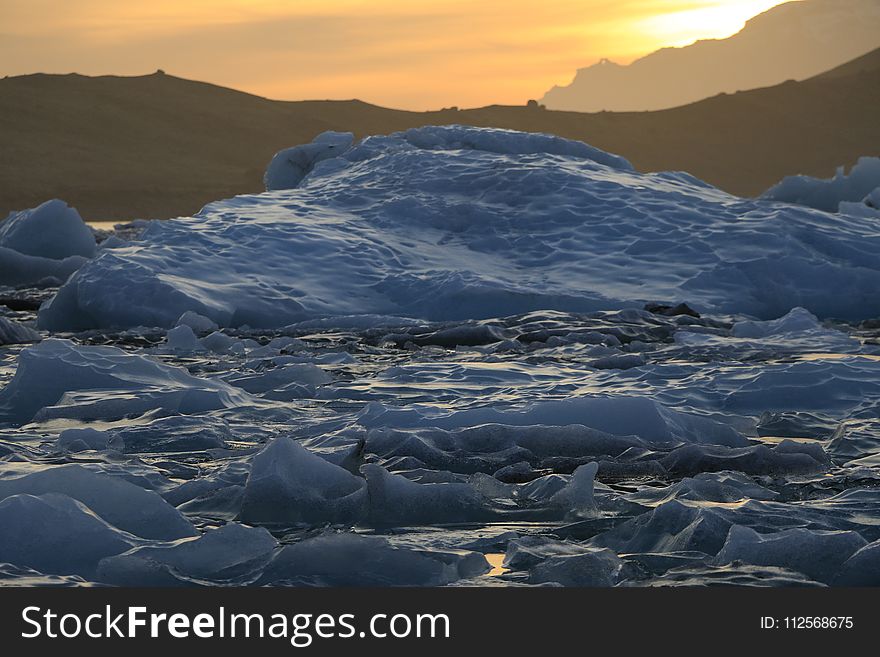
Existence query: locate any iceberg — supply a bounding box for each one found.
[762,157,880,213]
[0,200,95,260]
[35,126,880,331]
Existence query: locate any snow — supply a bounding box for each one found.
[762,157,880,213]
[35,126,880,331]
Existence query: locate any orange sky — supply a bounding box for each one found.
[1,0,791,109]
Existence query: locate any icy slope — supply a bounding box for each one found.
[37,126,880,331]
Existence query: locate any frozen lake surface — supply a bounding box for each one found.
[1,127,880,586]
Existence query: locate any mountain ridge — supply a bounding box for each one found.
[1,47,878,220]
[541,0,880,112]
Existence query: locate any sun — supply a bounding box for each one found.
[638,0,792,48]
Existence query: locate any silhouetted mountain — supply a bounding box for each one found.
[1,48,877,220]
[541,0,880,112]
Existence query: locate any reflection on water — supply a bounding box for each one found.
[485,553,508,577]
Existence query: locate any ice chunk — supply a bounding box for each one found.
[626,471,778,506]
[56,427,122,453]
[239,436,367,527]
[265,131,355,190]
[0,316,40,345]
[589,500,733,555]
[226,364,332,394]
[732,307,828,338]
[258,531,487,586]
[0,339,251,425]
[175,310,218,333]
[548,462,598,518]
[0,200,95,260]
[0,493,135,577]
[529,548,624,587]
[37,127,880,331]
[660,441,828,477]
[0,247,86,287]
[762,157,880,213]
[362,463,492,525]
[97,523,278,586]
[834,540,880,586]
[163,324,205,352]
[365,423,644,475]
[0,465,197,540]
[714,525,867,584]
[364,397,747,447]
[107,415,232,453]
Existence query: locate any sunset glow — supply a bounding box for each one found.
[1,0,793,109]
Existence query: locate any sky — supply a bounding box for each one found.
[0,0,791,109]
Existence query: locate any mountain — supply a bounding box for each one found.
[541,0,880,112]
[1,47,877,220]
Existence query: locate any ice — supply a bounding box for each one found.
[0,493,136,577]
[225,364,332,394]
[364,423,645,475]
[0,200,95,260]
[265,131,355,191]
[732,307,833,339]
[36,127,880,331]
[105,415,232,453]
[5,125,880,587]
[362,397,747,448]
[257,531,488,586]
[589,500,733,555]
[762,157,880,213]
[529,548,624,587]
[660,442,828,477]
[0,465,197,540]
[362,463,493,526]
[0,247,87,288]
[96,523,278,586]
[162,324,205,352]
[835,540,880,586]
[175,310,219,333]
[0,338,252,425]
[626,471,778,506]
[0,316,40,345]
[547,462,598,518]
[238,436,367,527]
[57,427,122,453]
[714,526,867,584]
